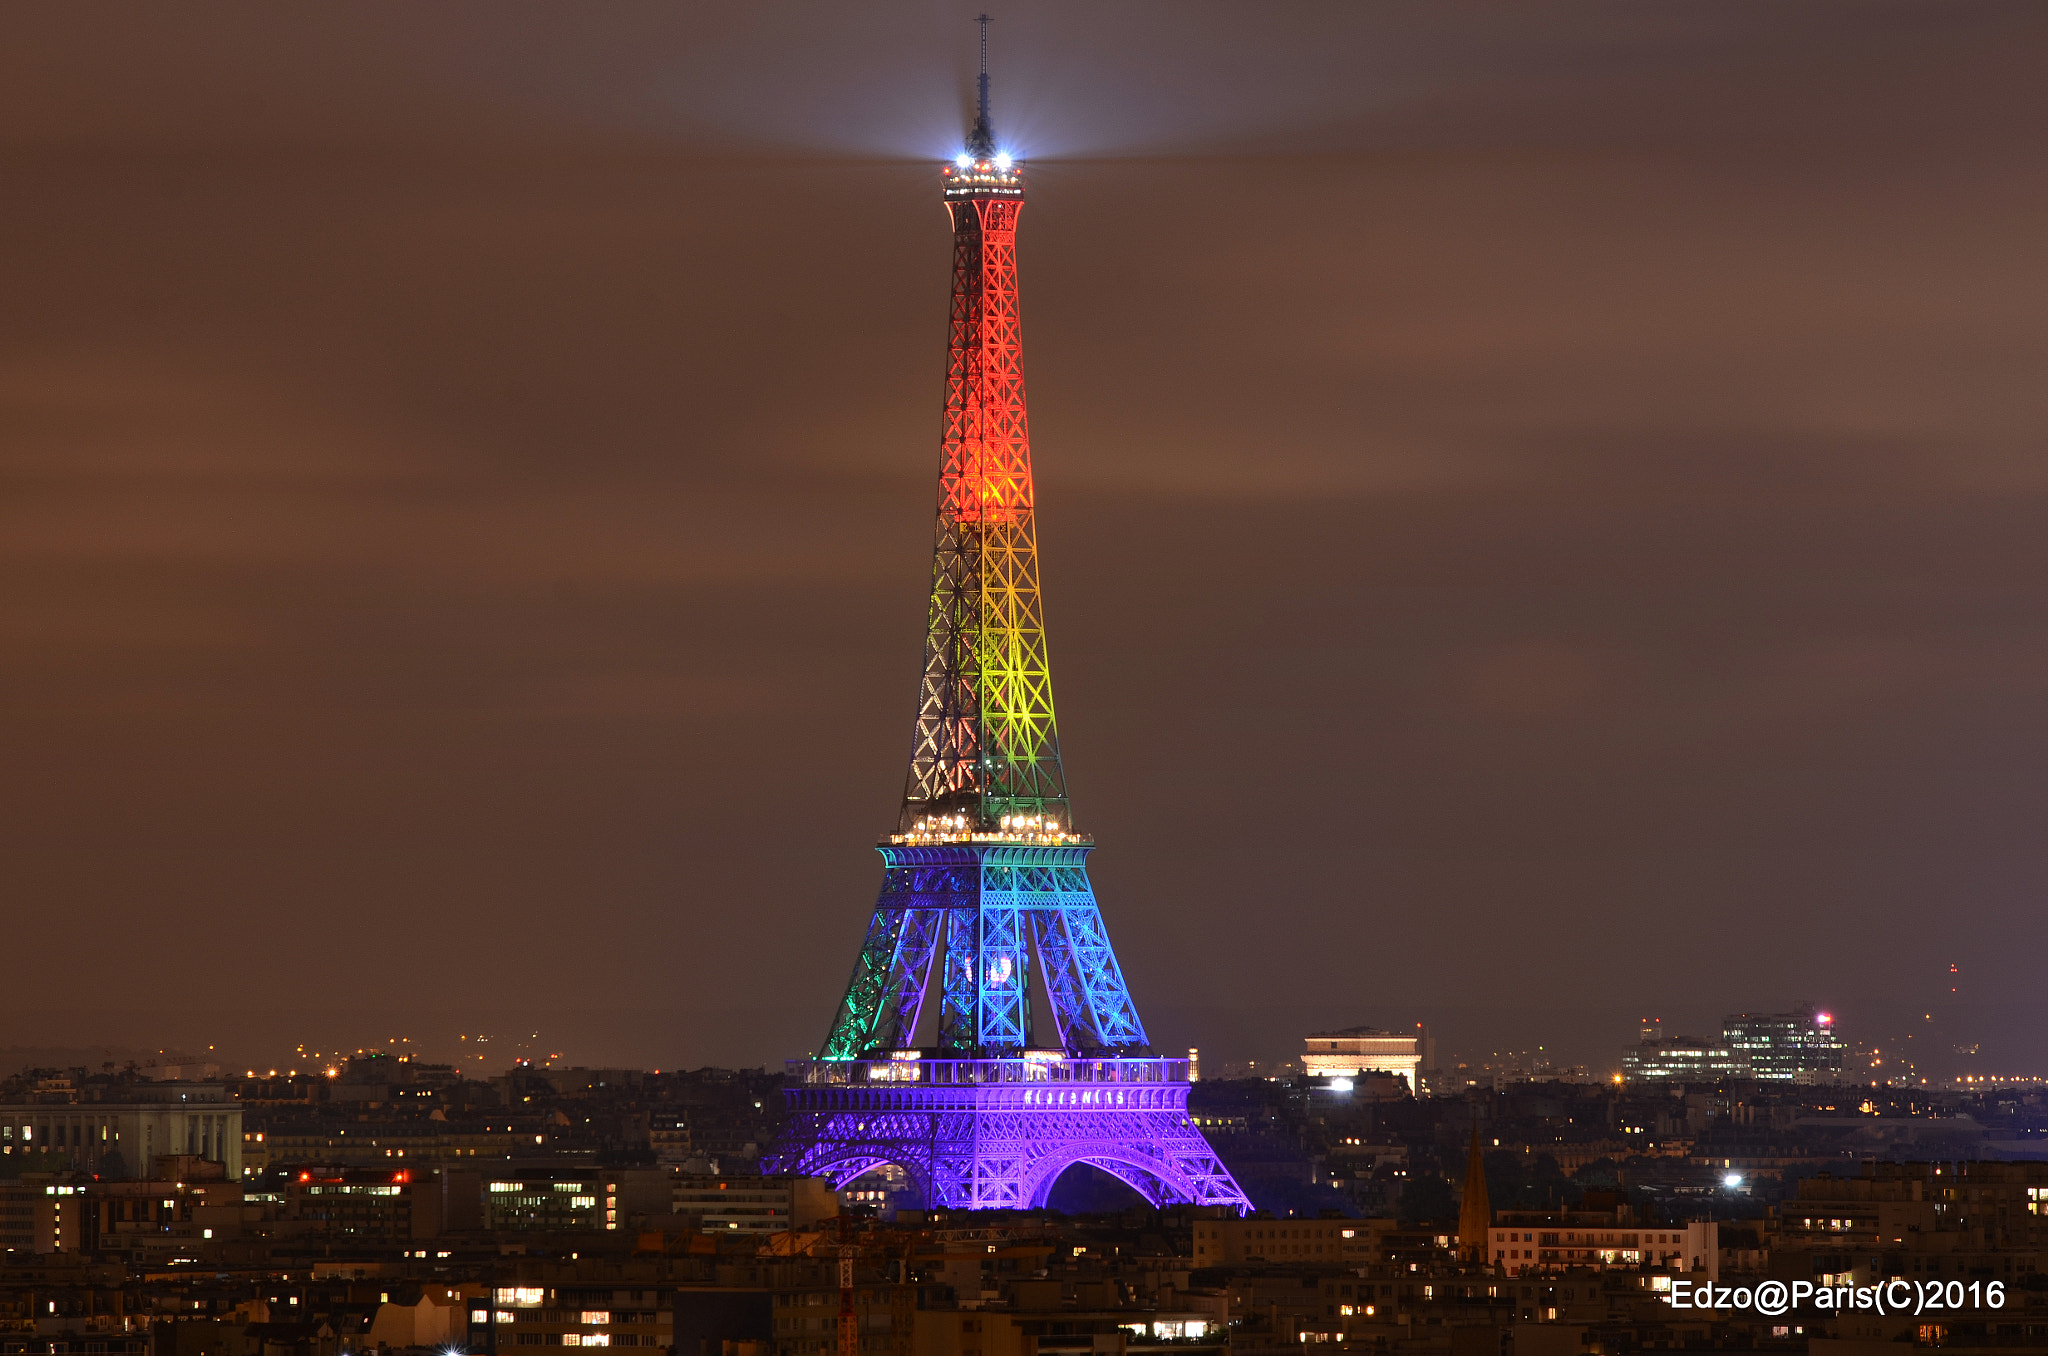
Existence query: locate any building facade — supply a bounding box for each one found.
[0,1178,81,1254]
[281,1166,488,1242]
[1191,1216,1376,1267]
[484,1169,669,1233]
[474,1284,675,1351]
[1620,1037,1749,1082]
[673,1175,838,1235]
[649,1115,693,1166]
[1778,1161,2048,1255]
[1302,1028,1424,1087]
[1722,1006,1846,1082]
[0,1084,242,1179]
[84,1173,243,1262]
[251,1123,545,1169]
[1489,1220,1718,1279]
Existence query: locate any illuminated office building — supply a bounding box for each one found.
[1723,1005,1846,1083]
[1620,1036,1749,1083]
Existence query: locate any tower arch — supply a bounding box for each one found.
[1025,1150,1182,1209]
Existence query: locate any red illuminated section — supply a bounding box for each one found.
[940,194,1030,527]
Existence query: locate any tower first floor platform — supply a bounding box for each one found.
[763,1055,1250,1212]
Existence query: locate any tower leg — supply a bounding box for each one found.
[820,905,943,1059]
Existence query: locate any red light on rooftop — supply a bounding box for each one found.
[1817,1013,1833,1025]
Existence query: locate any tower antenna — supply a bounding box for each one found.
[977,13,991,123]
[968,13,996,156]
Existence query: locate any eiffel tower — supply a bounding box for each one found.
[762,37,1250,1213]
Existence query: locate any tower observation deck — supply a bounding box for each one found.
[762,42,1249,1214]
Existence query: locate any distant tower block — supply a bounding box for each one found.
[761,38,1248,1213]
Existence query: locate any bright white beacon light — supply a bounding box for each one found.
[993,151,1013,169]
[955,153,972,168]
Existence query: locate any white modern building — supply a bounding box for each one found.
[1490,1220,1718,1279]
[1302,1026,1423,1088]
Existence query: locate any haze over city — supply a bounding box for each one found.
[7,13,2048,1356]
[3,2,2045,1083]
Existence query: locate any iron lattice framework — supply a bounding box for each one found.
[823,844,1150,1059]
[765,66,1249,1215]
[904,176,1059,831]
[772,1058,1248,1211]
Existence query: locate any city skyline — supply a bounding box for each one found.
[1,4,2045,1079]
[0,994,1989,1094]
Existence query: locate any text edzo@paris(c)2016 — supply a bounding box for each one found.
[1671,1278,2006,1316]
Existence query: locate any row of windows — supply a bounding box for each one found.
[303,1185,402,1196]
[1219,1226,1357,1240]
[1492,1231,1692,1245]
[490,1290,660,1308]
[509,1336,653,1347]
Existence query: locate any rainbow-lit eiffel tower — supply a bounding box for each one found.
[762,43,1248,1213]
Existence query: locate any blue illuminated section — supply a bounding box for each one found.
[784,841,1246,1212]
[820,842,1149,1060]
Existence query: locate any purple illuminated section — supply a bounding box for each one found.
[767,1057,1251,1211]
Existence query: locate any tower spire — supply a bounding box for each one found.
[911,12,1038,835]
[967,13,996,157]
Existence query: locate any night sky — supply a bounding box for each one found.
[3,3,2044,1078]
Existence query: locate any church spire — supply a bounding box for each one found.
[1457,1123,1492,1263]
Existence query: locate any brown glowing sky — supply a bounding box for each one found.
[2,3,2045,1077]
